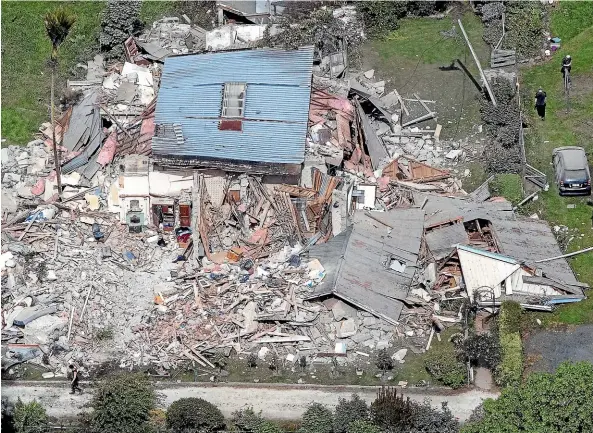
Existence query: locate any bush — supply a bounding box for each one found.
[463,362,593,433]
[346,420,380,433]
[495,332,523,387]
[334,394,369,433]
[424,344,467,388]
[375,349,393,372]
[299,403,333,433]
[100,0,142,59]
[459,332,501,369]
[370,387,413,430]
[13,399,48,433]
[499,301,522,334]
[91,373,156,433]
[370,387,458,433]
[357,1,406,37]
[166,398,224,433]
[408,400,459,433]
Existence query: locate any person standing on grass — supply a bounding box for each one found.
[69,364,82,394]
[535,88,547,120]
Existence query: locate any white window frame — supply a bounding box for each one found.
[221,82,247,118]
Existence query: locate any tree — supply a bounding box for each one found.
[462,362,593,433]
[166,398,225,433]
[91,373,156,433]
[408,400,458,433]
[334,394,369,433]
[13,399,48,433]
[44,8,76,199]
[299,403,334,433]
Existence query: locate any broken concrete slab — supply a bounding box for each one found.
[392,348,408,362]
[364,69,375,79]
[13,306,58,327]
[332,300,358,321]
[336,318,357,338]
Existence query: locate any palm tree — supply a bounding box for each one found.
[44,9,76,199]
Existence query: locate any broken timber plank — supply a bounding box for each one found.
[402,112,436,128]
[458,19,497,106]
[253,336,311,344]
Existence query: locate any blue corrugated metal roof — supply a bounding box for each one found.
[153,47,314,165]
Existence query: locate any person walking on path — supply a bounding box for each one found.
[561,54,572,83]
[68,364,82,394]
[535,88,547,120]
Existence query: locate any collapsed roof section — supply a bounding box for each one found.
[306,209,425,324]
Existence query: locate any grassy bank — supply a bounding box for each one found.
[519,3,593,325]
[1,1,106,145]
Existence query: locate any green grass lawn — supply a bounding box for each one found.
[520,6,593,326]
[1,1,180,146]
[1,1,106,145]
[490,174,523,206]
[372,11,489,71]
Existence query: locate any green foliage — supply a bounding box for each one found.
[503,2,545,58]
[463,362,593,433]
[299,403,334,433]
[370,387,413,430]
[408,400,459,433]
[459,332,501,369]
[333,394,369,433]
[424,343,467,388]
[1,1,105,145]
[44,8,76,59]
[166,398,224,433]
[357,1,406,37]
[232,408,265,432]
[91,373,156,433]
[14,399,48,433]
[375,349,393,372]
[499,301,523,334]
[247,353,258,368]
[345,420,380,433]
[262,7,363,60]
[495,332,523,387]
[100,0,142,59]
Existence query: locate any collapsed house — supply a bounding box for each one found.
[1,12,589,378]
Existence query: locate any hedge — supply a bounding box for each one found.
[495,302,523,386]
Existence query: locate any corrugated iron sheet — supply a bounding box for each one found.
[152,47,314,165]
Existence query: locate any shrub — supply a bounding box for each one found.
[166,398,224,433]
[408,400,459,433]
[370,387,413,430]
[463,362,593,433]
[247,353,258,368]
[495,332,523,387]
[424,344,467,388]
[13,399,48,433]
[357,1,406,37]
[375,349,393,372]
[460,332,501,369]
[91,373,156,433]
[346,420,380,433]
[100,0,142,59]
[334,394,369,433]
[299,403,333,433]
[499,301,522,334]
[494,301,524,387]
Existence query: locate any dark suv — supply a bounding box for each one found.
[552,146,591,196]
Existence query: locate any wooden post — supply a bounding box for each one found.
[458,19,497,106]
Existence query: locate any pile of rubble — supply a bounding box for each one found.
[2,9,587,382]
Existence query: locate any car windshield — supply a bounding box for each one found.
[564,169,587,180]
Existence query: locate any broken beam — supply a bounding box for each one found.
[457,19,497,106]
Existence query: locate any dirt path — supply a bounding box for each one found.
[2,381,498,422]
